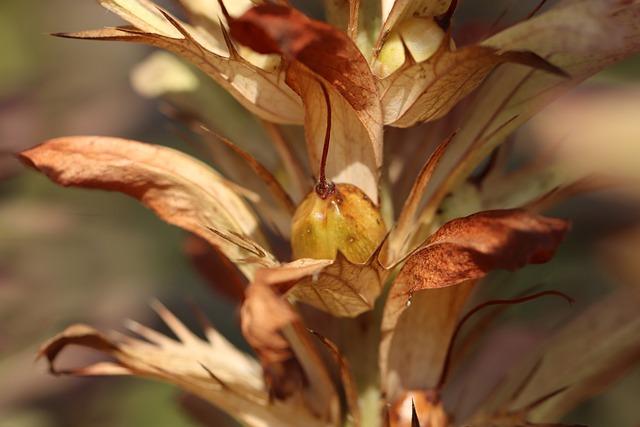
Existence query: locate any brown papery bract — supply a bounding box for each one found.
[380,209,569,399]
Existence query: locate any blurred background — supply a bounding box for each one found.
[0,1,639,426]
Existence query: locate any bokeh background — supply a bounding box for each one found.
[1,1,639,426]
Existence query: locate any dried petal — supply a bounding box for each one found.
[20,137,276,278]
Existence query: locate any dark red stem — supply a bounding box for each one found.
[315,80,335,199]
[436,290,574,391]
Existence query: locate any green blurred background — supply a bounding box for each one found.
[0,1,639,426]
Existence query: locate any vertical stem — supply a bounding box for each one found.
[316,81,335,198]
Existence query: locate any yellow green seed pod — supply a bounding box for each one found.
[291,183,386,264]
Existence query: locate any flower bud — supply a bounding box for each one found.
[291,183,386,264]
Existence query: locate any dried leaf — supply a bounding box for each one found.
[241,284,300,367]
[20,137,276,278]
[38,304,329,427]
[57,0,303,124]
[432,0,640,215]
[255,253,388,318]
[240,283,339,421]
[229,4,383,202]
[471,288,640,423]
[380,209,568,397]
[381,43,565,127]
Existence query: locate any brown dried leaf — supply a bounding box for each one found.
[229,4,383,202]
[471,288,640,423]
[57,0,303,124]
[20,137,276,278]
[38,304,328,427]
[380,209,568,398]
[240,283,339,421]
[381,44,565,127]
[256,253,388,318]
[241,283,301,368]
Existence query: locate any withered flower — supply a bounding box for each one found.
[20,1,640,426]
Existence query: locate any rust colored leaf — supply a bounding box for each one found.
[229,4,376,112]
[56,0,303,124]
[381,43,565,127]
[20,137,276,279]
[255,252,388,318]
[240,283,339,420]
[229,4,383,202]
[380,209,568,398]
[241,283,300,368]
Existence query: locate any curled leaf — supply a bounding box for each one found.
[240,282,339,421]
[380,209,568,397]
[229,4,383,202]
[20,137,276,278]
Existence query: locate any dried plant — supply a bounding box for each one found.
[19,1,640,426]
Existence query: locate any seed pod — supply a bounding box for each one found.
[291,183,387,264]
